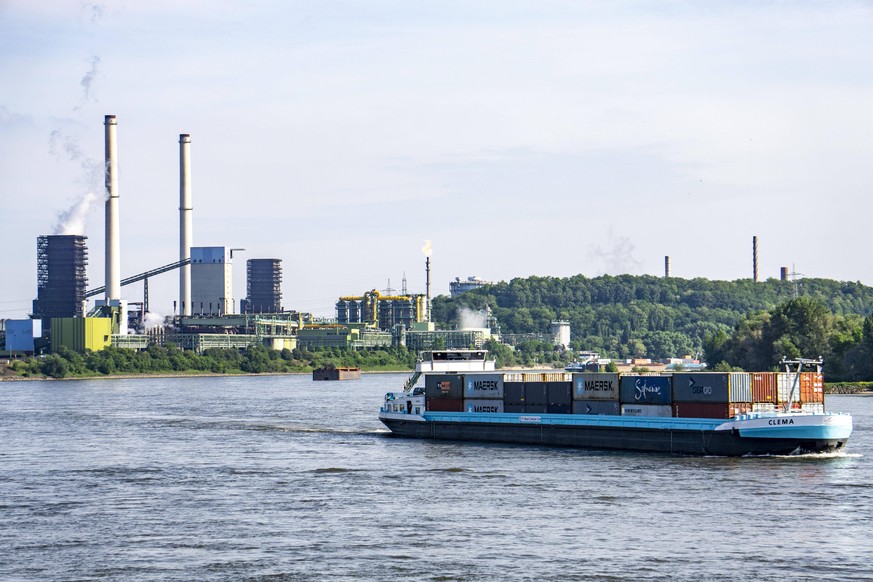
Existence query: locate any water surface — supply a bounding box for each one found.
[1,375,869,580]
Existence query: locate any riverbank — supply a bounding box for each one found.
[0,367,413,382]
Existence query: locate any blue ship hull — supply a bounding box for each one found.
[379,411,852,456]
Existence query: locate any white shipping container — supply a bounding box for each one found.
[620,404,673,417]
[464,374,504,398]
[573,373,620,401]
[728,372,752,403]
[801,403,825,414]
[776,373,800,403]
[751,402,776,412]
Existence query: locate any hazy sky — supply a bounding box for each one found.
[2,1,872,319]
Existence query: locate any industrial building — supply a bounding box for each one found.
[22,114,478,358]
[32,235,88,320]
[296,324,391,350]
[404,328,488,350]
[242,259,282,313]
[450,276,491,297]
[1,319,40,354]
[51,317,112,353]
[190,246,233,315]
[336,290,427,330]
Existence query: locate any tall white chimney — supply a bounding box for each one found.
[104,114,121,301]
[179,133,193,316]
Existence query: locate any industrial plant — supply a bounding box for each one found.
[0,114,466,357]
[0,116,793,360]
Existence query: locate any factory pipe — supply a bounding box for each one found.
[104,115,121,300]
[179,134,193,316]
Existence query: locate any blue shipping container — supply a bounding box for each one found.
[465,399,504,413]
[572,400,620,415]
[547,382,572,405]
[524,383,548,406]
[620,375,672,405]
[672,373,729,403]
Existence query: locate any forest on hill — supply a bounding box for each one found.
[432,274,873,379]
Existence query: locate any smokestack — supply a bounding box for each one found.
[752,236,759,283]
[781,266,789,281]
[104,115,121,300]
[179,134,193,316]
[426,257,431,322]
[664,256,671,279]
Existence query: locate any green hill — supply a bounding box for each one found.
[432,274,873,369]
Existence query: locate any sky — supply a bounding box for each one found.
[1,0,872,319]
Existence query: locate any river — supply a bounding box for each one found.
[1,374,870,580]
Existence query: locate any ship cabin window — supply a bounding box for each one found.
[431,351,486,362]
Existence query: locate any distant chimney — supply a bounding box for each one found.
[664,256,671,278]
[179,134,193,316]
[104,115,121,301]
[780,266,788,281]
[752,236,759,282]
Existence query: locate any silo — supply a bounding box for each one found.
[551,320,571,350]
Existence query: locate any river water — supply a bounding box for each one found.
[1,374,870,581]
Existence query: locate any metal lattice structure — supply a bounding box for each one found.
[33,235,88,319]
[244,259,282,313]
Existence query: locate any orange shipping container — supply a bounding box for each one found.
[751,373,777,403]
[800,372,824,403]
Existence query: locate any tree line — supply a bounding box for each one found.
[703,296,873,381]
[433,274,873,366]
[6,345,417,379]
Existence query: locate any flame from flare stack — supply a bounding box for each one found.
[421,240,432,257]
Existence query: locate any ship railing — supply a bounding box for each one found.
[403,371,421,393]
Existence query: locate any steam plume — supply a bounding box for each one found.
[79,56,100,101]
[588,230,642,275]
[49,129,103,234]
[458,307,487,330]
[143,312,166,330]
[54,192,98,235]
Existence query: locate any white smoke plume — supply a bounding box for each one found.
[143,312,167,330]
[421,240,433,257]
[54,191,99,235]
[588,230,642,275]
[49,129,103,234]
[458,307,487,330]
[74,56,101,110]
[81,2,105,23]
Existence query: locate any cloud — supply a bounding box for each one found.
[0,106,32,127]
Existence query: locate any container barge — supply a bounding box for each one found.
[378,351,852,456]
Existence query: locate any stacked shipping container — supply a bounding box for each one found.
[572,373,620,415]
[670,373,752,419]
[422,370,826,418]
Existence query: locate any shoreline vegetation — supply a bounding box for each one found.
[1,345,417,381]
[3,345,872,394]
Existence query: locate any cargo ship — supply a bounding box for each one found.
[378,351,852,456]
